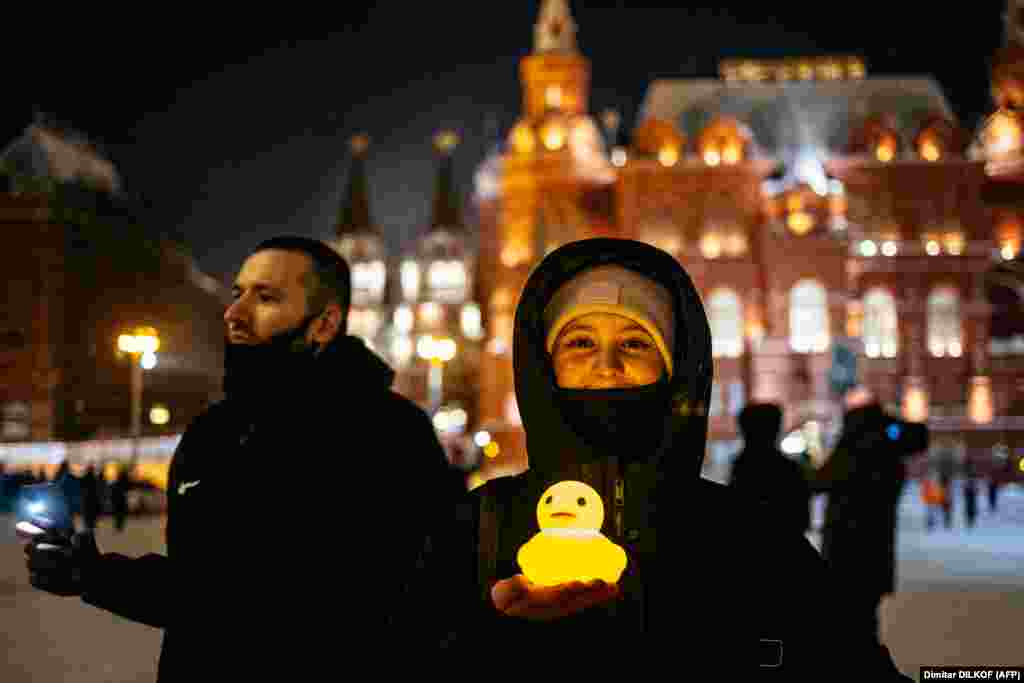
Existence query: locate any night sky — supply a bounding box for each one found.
[3,2,1007,284]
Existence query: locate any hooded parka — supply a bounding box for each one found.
[466,239,911,678]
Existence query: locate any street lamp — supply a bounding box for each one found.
[117,326,160,465]
[416,335,457,415]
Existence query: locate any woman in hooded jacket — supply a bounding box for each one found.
[460,238,911,677]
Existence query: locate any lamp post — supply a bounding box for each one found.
[417,335,457,415]
[117,327,160,465]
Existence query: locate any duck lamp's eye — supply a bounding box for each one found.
[545,495,553,505]
[577,497,587,506]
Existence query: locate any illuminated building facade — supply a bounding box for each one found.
[329,133,483,464]
[0,117,227,457]
[470,0,1024,483]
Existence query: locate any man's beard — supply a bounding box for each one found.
[223,312,323,405]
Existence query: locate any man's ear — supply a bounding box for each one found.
[311,302,345,346]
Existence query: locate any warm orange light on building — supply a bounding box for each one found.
[828,194,847,215]
[739,61,764,81]
[632,118,687,162]
[986,109,1023,157]
[722,141,742,164]
[920,138,941,161]
[541,120,567,151]
[545,85,562,110]
[996,216,1022,260]
[847,301,864,338]
[787,210,815,235]
[745,320,765,346]
[723,231,748,257]
[500,243,531,267]
[875,140,895,162]
[786,193,805,213]
[968,376,994,424]
[943,232,965,256]
[698,118,749,169]
[819,60,843,80]
[699,232,722,259]
[658,145,679,167]
[902,379,929,423]
[511,123,536,155]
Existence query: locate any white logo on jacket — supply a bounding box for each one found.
[177,480,201,496]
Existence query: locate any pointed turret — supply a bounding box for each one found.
[991,1,1024,109]
[429,130,464,231]
[335,134,375,237]
[1006,0,1024,48]
[534,0,577,54]
[330,134,387,316]
[520,0,590,118]
[417,130,474,306]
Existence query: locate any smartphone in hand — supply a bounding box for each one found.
[15,482,74,541]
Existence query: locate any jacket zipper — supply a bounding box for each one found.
[614,476,625,540]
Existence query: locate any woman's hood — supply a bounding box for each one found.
[513,238,713,478]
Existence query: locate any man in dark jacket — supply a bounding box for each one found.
[729,403,812,536]
[467,238,912,677]
[23,236,468,679]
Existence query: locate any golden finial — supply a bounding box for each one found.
[434,130,460,153]
[350,134,370,155]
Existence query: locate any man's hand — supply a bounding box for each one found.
[490,574,620,621]
[23,530,100,597]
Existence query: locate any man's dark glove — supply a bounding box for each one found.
[25,530,100,597]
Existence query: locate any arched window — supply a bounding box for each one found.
[708,289,744,358]
[789,280,830,353]
[862,288,899,358]
[927,287,962,357]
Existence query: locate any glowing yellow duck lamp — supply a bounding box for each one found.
[517,481,628,587]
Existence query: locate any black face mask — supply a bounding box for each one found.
[223,310,324,405]
[555,376,672,464]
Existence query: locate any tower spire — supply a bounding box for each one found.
[336,134,375,237]
[534,0,577,54]
[520,0,590,118]
[429,130,463,230]
[1006,1,1024,47]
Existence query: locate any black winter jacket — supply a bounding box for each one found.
[81,336,468,680]
[464,239,912,678]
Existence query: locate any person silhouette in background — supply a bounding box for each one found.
[80,465,101,532]
[962,459,979,530]
[729,403,812,536]
[110,465,129,533]
[921,473,945,532]
[934,443,956,529]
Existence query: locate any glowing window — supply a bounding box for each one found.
[708,289,744,358]
[862,288,899,358]
[789,280,830,353]
[400,260,420,302]
[927,287,962,357]
[460,303,484,341]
